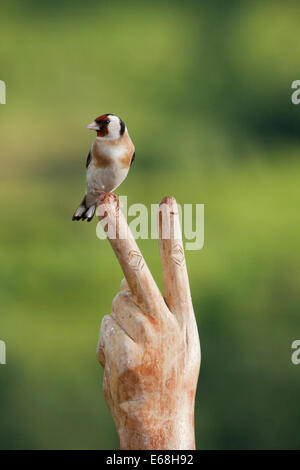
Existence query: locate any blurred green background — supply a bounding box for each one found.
[1,0,300,449]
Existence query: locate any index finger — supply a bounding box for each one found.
[96,194,165,317]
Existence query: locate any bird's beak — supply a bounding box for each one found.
[86,121,99,131]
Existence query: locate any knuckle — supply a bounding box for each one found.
[135,315,147,334]
[111,291,129,313]
[120,278,129,291]
[97,345,105,367]
[99,314,114,345]
[111,292,123,312]
[100,314,112,333]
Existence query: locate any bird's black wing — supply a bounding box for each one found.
[130,151,135,166]
[86,150,92,169]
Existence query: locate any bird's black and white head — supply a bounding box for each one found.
[86,114,126,140]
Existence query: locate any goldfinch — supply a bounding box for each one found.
[72,114,135,222]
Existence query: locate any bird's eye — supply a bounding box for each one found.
[103,119,110,126]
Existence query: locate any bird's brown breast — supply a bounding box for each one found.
[91,141,114,168]
[119,148,134,169]
[91,134,134,169]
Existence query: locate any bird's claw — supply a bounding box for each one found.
[94,191,121,209]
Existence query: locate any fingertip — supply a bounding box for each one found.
[158,196,181,241]
[159,196,179,220]
[159,196,177,208]
[96,193,120,218]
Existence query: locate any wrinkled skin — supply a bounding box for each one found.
[97,195,200,450]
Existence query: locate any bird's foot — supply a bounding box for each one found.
[94,189,106,198]
[106,192,120,204]
[94,190,120,208]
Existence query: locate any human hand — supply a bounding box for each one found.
[97,195,200,450]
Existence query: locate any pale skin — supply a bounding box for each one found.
[97,195,201,450]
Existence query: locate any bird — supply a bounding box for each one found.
[72,114,135,222]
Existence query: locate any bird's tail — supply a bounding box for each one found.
[72,196,96,222]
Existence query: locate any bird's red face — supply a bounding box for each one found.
[86,113,126,141]
[86,114,110,137]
